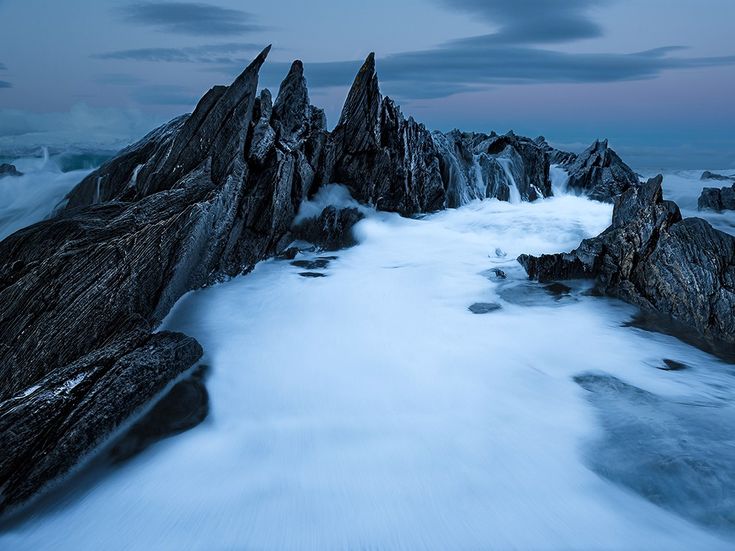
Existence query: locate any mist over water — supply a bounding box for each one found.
[0,151,96,240]
[2,169,735,549]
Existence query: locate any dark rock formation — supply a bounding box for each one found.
[0,331,202,511]
[535,136,577,166]
[701,170,735,181]
[434,130,553,206]
[0,46,329,513]
[292,206,365,250]
[565,139,639,202]
[698,181,735,211]
[469,302,502,314]
[0,163,22,178]
[321,54,445,214]
[0,47,661,514]
[108,364,209,463]
[519,176,735,345]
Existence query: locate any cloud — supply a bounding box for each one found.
[131,84,198,106]
[435,0,606,44]
[107,1,735,103]
[0,104,166,155]
[117,2,265,36]
[250,45,735,101]
[94,42,263,63]
[95,73,146,86]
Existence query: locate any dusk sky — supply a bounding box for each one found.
[1,0,734,168]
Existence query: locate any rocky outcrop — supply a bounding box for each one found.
[701,170,735,182]
[0,46,329,513]
[292,206,365,250]
[519,176,735,345]
[535,136,577,166]
[0,47,653,514]
[433,130,555,207]
[0,163,22,178]
[0,331,202,511]
[698,182,735,211]
[564,139,639,202]
[321,54,445,215]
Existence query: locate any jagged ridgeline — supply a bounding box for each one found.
[0,46,644,515]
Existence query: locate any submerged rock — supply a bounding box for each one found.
[0,163,22,178]
[519,176,735,345]
[659,359,689,371]
[291,258,330,270]
[469,302,502,314]
[576,373,735,532]
[565,139,639,202]
[701,171,735,181]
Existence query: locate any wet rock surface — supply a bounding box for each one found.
[660,359,689,371]
[108,365,210,464]
[2,42,732,522]
[0,331,202,513]
[519,176,735,345]
[564,139,639,202]
[291,258,331,270]
[698,182,735,212]
[469,302,502,314]
[291,206,365,250]
[575,373,735,532]
[0,47,329,512]
[0,163,22,178]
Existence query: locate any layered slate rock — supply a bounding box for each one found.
[434,130,553,207]
[698,181,735,212]
[0,47,329,513]
[319,53,590,213]
[535,136,577,166]
[518,176,735,345]
[0,47,656,515]
[0,163,22,178]
[564,139,639,202]
[0,332,202,511]
[321,53,445,215]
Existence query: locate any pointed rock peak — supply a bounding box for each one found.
[228,45,271,89]
[273,59,311,138]
[335,52,381,151]
[288,59,304,76]
[361,52,376,74]
[254,44,272,67]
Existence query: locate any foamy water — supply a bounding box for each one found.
[0,151,94,240]
[2,172,735,549]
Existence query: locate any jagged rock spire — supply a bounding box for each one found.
[565,138,638,202]
[336,52,381,153]
[273,60,310,140]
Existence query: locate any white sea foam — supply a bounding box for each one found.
[0,152,93,240]
[3,186,734,550]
